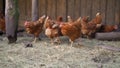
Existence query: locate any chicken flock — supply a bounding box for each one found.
[23,12,119,46]
[0,12,119,46]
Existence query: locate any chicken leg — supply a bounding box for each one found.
[33,37,37,43]
[50,39,54,45]
[69,39,73,47]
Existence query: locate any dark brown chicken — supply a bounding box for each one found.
[98,25,118,32]
[24,15,45,43]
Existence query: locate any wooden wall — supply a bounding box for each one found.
[1,0,120,26]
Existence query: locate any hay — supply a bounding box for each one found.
[0,35,120,68]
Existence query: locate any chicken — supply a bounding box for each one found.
[0,10,5,32]
[44,16,63,44]
[98,25,118,32]
[24,15,46,43]
[80,13,102,38]
[60,17,81,47]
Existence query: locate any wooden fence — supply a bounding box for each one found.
[1,0,120,25]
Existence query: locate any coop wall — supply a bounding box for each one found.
[0,0,120,26]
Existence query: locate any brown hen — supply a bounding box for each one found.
[24,15,45,43]
[81,13,102,38]
[44,16,63,44]
[60,17,81,47]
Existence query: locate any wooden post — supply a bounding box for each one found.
[32,0,39,21]
[5,0,19,43]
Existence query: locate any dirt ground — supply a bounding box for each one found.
[0,33,120,68]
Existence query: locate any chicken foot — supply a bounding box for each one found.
[69,39,73,47]
[33,37,38,43]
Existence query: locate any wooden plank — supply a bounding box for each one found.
[23,0,29,20]
[0,0,3,10]
[67,0,75,19]
[26,0,32,20]
[74,0,81,19]
[91,0,100,18]
[3,0,5,14]
[18,0,27,26]
[56,0,67,21]
[0,0,5,15]
[115,0,120,25]
[39,0,46,16]
[80,0,87,17]
[18,0,26,20]
[46,0,56,19]
[18,0,25,26]
[106,0,115,25]
[86,0,92,19]
[100,0,107,24]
